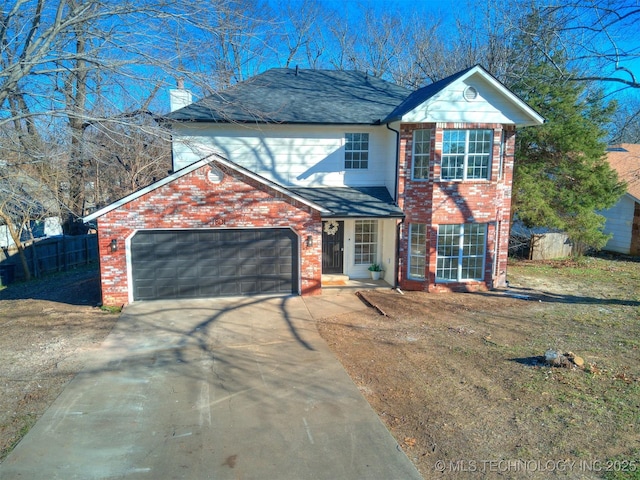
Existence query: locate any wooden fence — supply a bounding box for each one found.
[529,232,573,260]
[0,234,98,284]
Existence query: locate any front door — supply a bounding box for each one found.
[322,220,344,274]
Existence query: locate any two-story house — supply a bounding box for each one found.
[84,65,543,306]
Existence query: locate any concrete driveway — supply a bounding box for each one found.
[0,295,422,480]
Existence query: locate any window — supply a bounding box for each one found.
[441,129,492,180]
[412,129,431,179]
[345,133,369,169]
[355,220,377,265]
[436,224,486,281]
[408,223,427,279]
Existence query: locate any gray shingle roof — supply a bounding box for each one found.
[166,69,412,124]
[289,186,404,218]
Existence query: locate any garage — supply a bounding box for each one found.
[130,228,299,301]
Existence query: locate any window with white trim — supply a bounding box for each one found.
[345,133,369,169]
[408,223,427,279]
[354,220,377,265]
[441,129,492,180]
[412,129,431,180]
[436,224,486,281]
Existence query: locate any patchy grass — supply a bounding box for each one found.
[318,255,640,479]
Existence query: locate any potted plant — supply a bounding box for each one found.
[368,263,383,280]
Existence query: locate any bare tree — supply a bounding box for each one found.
[610,93,640,143]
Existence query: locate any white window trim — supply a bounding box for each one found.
[408,223,427,280]
[411,129,431,181]
[344,132,369,170]
[354,219,378,265]
[440,129,493,182]
[435,223,487,282]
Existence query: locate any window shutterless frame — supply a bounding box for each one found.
[344,133,369,169]
[354,219,378,265]
[441,129,493,181]
[408,223,427,280]
[412,129,431,180]
[435,223,487,282]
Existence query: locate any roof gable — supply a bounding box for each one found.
[607,144,640,202]
[83,154,328,222]
[385,65,544,127]
[166,68,412,125]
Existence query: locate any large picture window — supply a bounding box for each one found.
[412,129,431,180]
[436,224,486,281]
[408,223,427,279]
[354,220,377,265]
[345,133,369,169]
[441,129,492,180]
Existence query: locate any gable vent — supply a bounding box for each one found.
[463,86,479,101]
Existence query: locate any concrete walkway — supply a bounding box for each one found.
[0,294,422,480]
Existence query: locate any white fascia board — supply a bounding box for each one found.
[83,154,328,223]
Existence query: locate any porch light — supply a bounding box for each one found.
[306,235,313,247]
[110,239,118,253]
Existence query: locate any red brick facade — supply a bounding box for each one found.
[96,161,322,306]
[397,123,516,292]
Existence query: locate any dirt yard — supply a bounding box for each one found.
[318,257,639,479]
[1,258,638,480]
[0,266,118,461]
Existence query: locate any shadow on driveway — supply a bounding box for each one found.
[0,295,422,480]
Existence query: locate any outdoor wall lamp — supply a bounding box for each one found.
[110,239,118,253]
[306,235,313,248]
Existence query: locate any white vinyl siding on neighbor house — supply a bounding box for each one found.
[408,223,427,280]
[441,129,492,181]
[412,130,431,180]
[436,224,487,282]
[602,194,636,254]
[170,124,397,190]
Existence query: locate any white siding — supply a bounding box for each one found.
[172,124,397,190]
[602,194,635,254]
[402,75,537,125]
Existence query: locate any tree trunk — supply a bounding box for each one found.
[0,209,31,281]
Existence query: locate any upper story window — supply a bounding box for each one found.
[412,129,431,180]
[345,133,369,169]
[441,129,492,181]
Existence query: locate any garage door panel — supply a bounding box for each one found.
[238,248,258,259]
[240,281,258,294]
[278,264,292,275]
[218,265,239,277]
[131,228,298,301]
[239,264,258,276]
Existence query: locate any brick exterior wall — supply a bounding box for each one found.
[96,161,322,306]
[397,122,517,292]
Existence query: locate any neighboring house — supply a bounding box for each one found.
[0,174,63,249]
[84,65,543,306]
[602,144,640,255]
